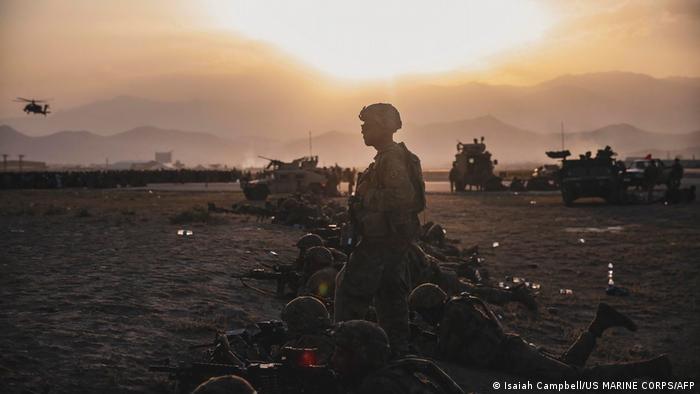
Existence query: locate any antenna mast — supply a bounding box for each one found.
[308,130,313,157]
[560,121,565,150]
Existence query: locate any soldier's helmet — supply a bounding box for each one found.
[303,246,334,274]
[192,375,256,394]
[424,223,446,244]
[332,320,390,371]
[281,296,331,334]
[296,233,324,250]
[359,103,402,132]
[409,283,447,312]
[304,267,338,299]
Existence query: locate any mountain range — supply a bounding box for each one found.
[2,72,699,139]
[2,117,697,169]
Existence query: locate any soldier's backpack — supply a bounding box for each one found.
[398,142,426,212]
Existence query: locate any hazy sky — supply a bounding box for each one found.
[1,0,699,117]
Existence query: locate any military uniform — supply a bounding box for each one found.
[357,357,464,394]
[437,295,671,381]
[334,141,425,353]
[284,332,336,366]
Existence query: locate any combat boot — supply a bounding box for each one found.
[588,303,637,337]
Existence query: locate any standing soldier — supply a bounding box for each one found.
[347,168,356,195]
[334,103,426,355]
[669,158,683,190]
[449,162,458,193]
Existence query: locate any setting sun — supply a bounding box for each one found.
[206,0,554,79]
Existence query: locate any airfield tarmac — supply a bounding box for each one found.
[1,189,698,393]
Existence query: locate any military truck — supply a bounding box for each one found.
[623,158,673,189]
[242,156,328,201]
[451,137,504,191]
[547,146,627,206]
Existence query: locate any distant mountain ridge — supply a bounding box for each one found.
[2,115,697,168]
[2,71,699,138]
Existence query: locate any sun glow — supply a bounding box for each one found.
[205,0,554,79]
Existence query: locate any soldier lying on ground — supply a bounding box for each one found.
[408,283,672,381]
[280,296,336,365]
[330,320,464,394]
[407,244,538,310]
[205,320,287,364]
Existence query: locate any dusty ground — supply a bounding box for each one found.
[0,189,698,393]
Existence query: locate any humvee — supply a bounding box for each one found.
[242,156,328,201]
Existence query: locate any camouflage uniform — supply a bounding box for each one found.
[357,357,464,394]
[331,320,463,394]
[334,141,425,354]
[437,294,671,381]
[281,296,336,365]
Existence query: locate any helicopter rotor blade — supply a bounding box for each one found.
[14,97,33,102]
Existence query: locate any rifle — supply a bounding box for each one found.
[231,267,301,298]
[189,320,288,362]
[341,195,362,253]
[309,225,342,249]
[150,347,337,394]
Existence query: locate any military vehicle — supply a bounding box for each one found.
[526,164,560,191]
[547,146,626,206]
[451,137,504,191]
[242,156,328,201]
[623,158,673,189]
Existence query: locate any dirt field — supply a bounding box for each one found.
[1,189,698,393]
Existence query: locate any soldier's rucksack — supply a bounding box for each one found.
[398,142,427,212]
[358,357,464,394]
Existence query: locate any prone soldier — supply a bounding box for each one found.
[330,320,464,394]
[408,283,672,381]
[280,296,336,365]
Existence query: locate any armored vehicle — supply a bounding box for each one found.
[451,137,504,191]
[547,146,626,206]
[242,156,328,201]
[526,164,560,191]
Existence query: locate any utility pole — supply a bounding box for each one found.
[18,154,25,173]
[2,154,7,172]
[106,158,109,170]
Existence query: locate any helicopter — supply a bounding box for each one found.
[14,97,51,116]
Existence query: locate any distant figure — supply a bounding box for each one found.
[669,158,683,190]
[449,162,458,193]
[347,168,356,195]
[644,159,659,200]
[325,170,340,197]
